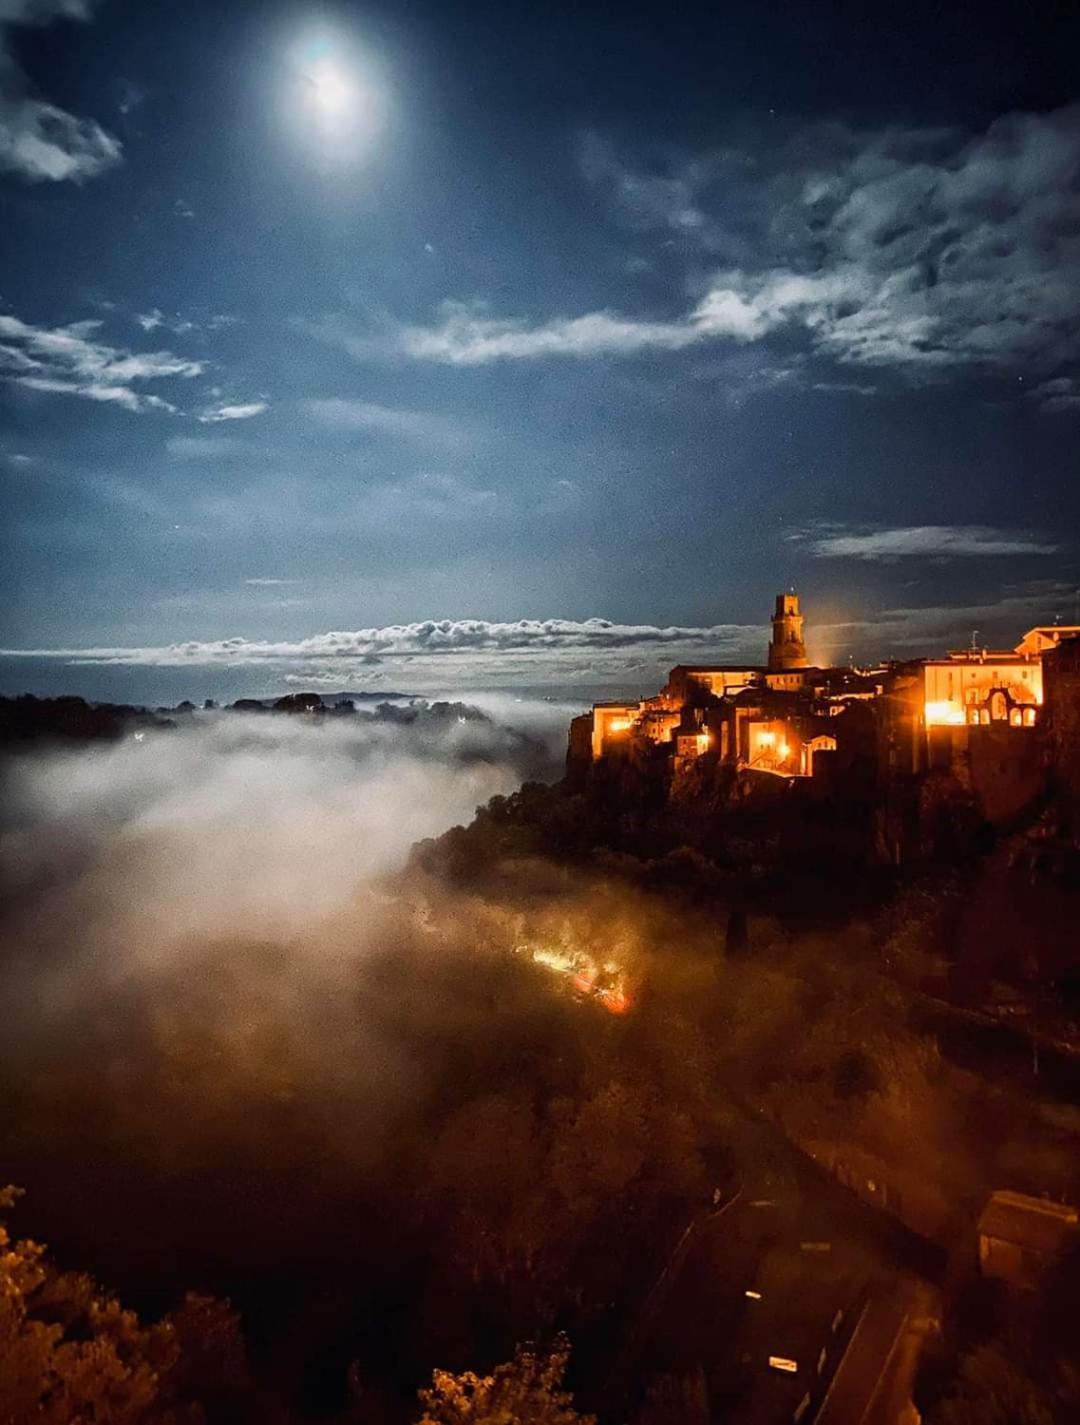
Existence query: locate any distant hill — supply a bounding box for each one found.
[0,694,173,747]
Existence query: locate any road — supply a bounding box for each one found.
[614,1110,943,1424]
[816,1277,938,1425]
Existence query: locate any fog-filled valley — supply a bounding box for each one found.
[0,702,713,1419]
[2,701,1079,1424]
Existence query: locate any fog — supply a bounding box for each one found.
[0,697,706,1410]
[0,702,569,970]
[3,693,1064,1423]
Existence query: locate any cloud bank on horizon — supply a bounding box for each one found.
[790,525,1059,561]
[3,577,1073,692]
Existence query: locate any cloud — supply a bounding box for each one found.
[136,309,195,336]
[166,435,241,460]
[397,274,851,365]
[2,616,760,663]
[0,1,121,183]
[0,616,765,690]
[1028,376,1080,414]
[791,106,1080,372]
[0,311,203,411]
[14,376,173,411]
[244,578,300,587]
[813,581,1075,664]
[793,524,1058,560]
[810,380,877,397]
[304,398,462,446]
[580,132,706,233]
[396,105,1080,381]
[6,590,1071,689]
[198,400,269,423]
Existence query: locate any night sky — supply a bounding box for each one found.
[2,0,1079,702]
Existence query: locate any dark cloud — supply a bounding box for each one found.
[407,105,1080,380]
[0,1,121,183]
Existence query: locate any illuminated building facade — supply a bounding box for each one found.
[574,592,871,777]
[922,651,1042,729]
[570,593,1060,801]
[1015,624,1080,657]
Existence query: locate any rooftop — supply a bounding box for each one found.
[978,1191,1079,1254]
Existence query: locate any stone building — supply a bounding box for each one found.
[568,593,1058,838]
[767,591,809,672]
[977,1190,1078,1291]
[1043,636,1080,837]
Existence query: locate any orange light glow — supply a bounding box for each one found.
[924,699,966,726]
[609,718,631,733]
[520,943,632,1016]
[531,947,576,974]
[757,730,775,747]
[778,741,791,759]
[597,986,631,1014]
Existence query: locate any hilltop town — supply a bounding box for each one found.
[568,593,1080,866]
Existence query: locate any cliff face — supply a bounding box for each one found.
[1044,638,1080,840]
[566,712,594,788]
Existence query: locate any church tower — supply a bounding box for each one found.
[768,591,808,670]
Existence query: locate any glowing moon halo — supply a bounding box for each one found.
[286,33,383,165]
[306,58,354,120]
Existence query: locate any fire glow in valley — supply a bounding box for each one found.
[518,943,632,1015]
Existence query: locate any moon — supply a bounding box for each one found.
[306,59,354,121]
[285,32,383,166]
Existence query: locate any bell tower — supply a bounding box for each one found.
[768,591,808,670]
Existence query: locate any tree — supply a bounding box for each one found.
[929,1339,1057,1425]
[417,1337,594,1425]
[0,1187,172,1423]
[0,1187,254,1425]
